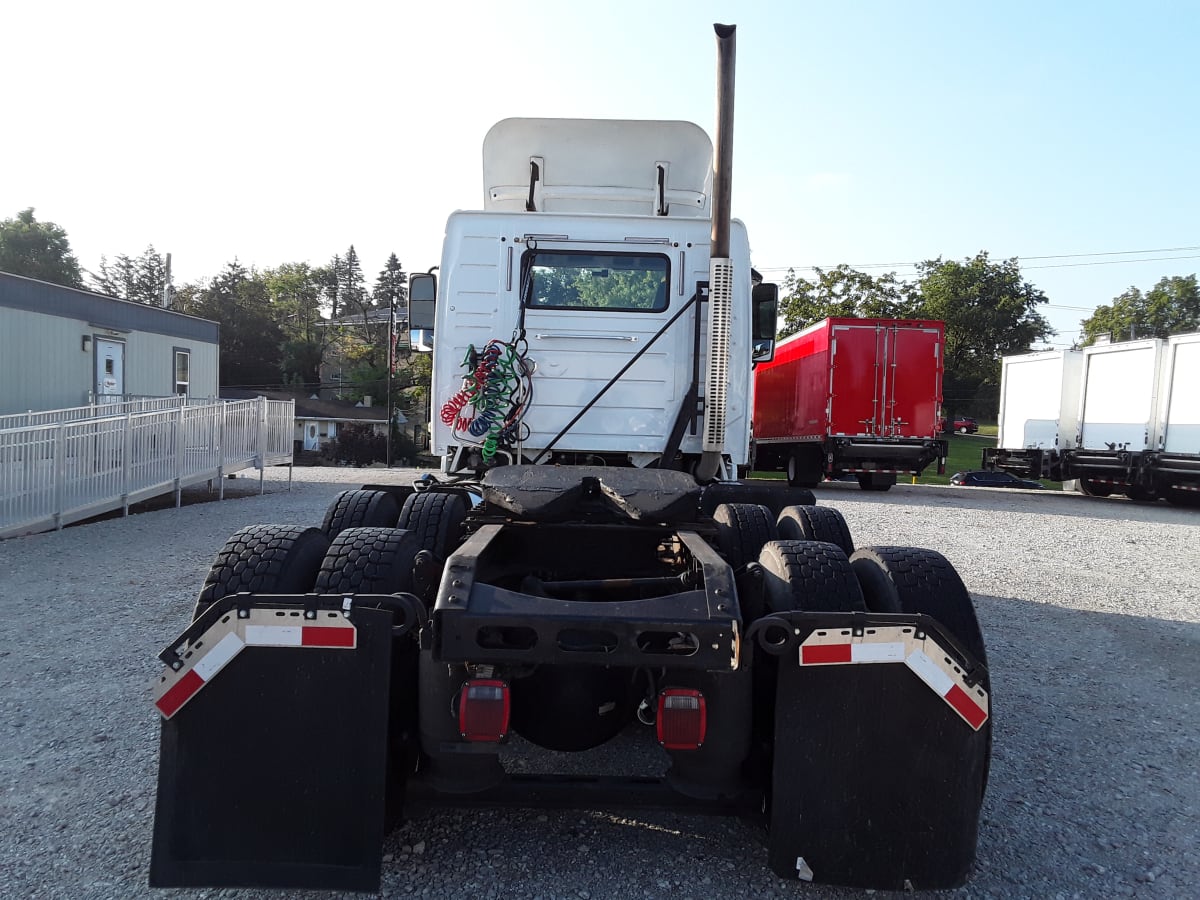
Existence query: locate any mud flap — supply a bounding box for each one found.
[765,615,989,889]
[149,602,401,892]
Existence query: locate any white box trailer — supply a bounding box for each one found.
[983,349,1083,480]
[1062,338,1163,497]
[1145,331,1200,504]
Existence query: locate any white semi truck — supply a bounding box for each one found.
[985,334,1200,504]
[149,25,993,893]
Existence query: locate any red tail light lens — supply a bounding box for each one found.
[656,688,707,750]
[459,679,510,742]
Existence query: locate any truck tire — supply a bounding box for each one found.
[712,503,777,570]
[758,540,866,614]
[856,473,895,492]
[849,545,992,799]
[1078,478,1113,497]
[1164,487,1200,508]
[847,546,986,669]
[313,527,422,594]
[397,491,469,562]
[700,483,815,517]
[786,450,821,489]
[321,489,401,540]
[775,505,854,556]
[193,524,330,620]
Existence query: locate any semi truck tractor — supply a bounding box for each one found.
[149,25,992,893]
[982,349,1083,481]
[752,317,948,491]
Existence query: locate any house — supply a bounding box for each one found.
[219,388,389,452]
[0,271,219,415]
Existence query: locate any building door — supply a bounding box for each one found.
[95,338,125,403]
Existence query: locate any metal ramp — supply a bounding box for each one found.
[0,396,294,538]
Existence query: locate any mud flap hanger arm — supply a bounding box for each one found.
[157,592,427,671]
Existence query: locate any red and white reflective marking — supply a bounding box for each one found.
[154,608,357,720]
[799,626,989,730]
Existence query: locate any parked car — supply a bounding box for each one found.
[953,416,979,434]
[950,470,1044,489]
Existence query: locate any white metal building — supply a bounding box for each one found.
[0,271,219,415]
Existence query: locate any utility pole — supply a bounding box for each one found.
[386,291,396,467]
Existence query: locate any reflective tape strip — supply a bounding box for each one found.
[799,641,905,665]
[155,669,204,719]
[905,648,955,695]
[798,626,988,730]
[245,625,303,646]
[853,641,906,663]
[192,631,245,680]
[154,609,357,720]
[155,631,245,718]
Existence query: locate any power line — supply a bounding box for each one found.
[757,245,1200,274]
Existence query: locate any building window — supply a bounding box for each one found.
[174,349,190,396]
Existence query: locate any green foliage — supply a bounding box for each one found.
[914,252,1053,399]
[778,265,918,337]
[322,423,384,466]
[1079,275,1200,345]
[192,261,285,389]
[372,253,408,315]
[90,245,168,304]
[0,208,83,287]
[264,262,330,389]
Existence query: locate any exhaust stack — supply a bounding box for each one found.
[696,23,736,483]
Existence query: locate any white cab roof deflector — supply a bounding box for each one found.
[483,118,713,217]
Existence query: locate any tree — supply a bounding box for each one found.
[914,252,1053,399]
[372,253,408,319]
[0,208,83,287]
[90,245,168,305]
[777,265,918,337]
[1079,275,1200,346]
[192,261,285,389]
[264,262,331,390]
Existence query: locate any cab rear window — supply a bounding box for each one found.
[526,251,669,312]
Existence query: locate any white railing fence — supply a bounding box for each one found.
[0,397,294,539]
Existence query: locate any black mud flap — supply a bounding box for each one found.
[763,614,990,890]
[149,600,405,892]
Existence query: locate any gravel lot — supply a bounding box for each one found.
[1,467,1197,900]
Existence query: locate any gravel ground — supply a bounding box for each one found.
[1,467,1197,900]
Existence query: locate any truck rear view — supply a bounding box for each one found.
[753,317,948,490]
[147,25,992,894]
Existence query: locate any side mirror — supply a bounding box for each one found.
[751,282,778,363]
[409,273,437,331]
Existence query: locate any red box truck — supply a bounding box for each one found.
[752,317,948,491]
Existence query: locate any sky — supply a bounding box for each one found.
[3,0,1198,347]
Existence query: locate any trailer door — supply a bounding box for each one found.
[828,323,884,436]
[883,324,943,438]
[1162,337,1200,453]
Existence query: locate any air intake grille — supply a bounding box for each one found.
[703,258,733,451]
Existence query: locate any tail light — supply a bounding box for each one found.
[459,679,510,742]
[656,688,707,750]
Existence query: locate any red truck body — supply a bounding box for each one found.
[752,318,948,490]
